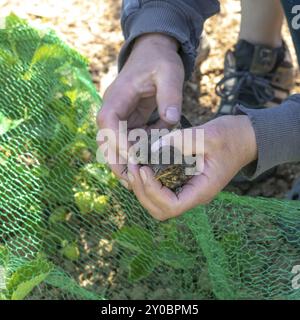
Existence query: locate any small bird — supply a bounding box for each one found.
[145,111,195,193]
[123,111,195,193]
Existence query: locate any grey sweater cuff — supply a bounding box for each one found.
[119,1,216,79]
[236,95,300,179]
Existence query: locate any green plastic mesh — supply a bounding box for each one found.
[1,14,300,300]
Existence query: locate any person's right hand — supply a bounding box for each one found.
[126,115,258,221]
[96,33,185,187]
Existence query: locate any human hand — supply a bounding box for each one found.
[126,115,258,221]
[96,33,185,186]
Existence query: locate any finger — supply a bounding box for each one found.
[140,166,178,204]
[99,78,140,123]
[99,75,156,127]
[97,80,140,159]
[145,106,176,131]
[125,97,155,130]
[155,67,184,125]
[146,119,175,131]
[138,166,216,217]
[176,174,214,211]
[127,98,174,131]
[127,164,167,220]
[175,161,226,211]
[151,128,204,157]
[137,166,182,219]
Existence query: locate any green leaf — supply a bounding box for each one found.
[65,89,79,104]
[113,226,154,253]
[5,14,28,29]
[31,44,66,66]
[0,112,23,135]
[0,293,7,300]
[0,48,18,65]
[60,242,80,261]
[0,245,9,266]
[157,240,196,269]
[92,195,109,214]
[23,43,71,80]
[11,272,49,300]
[129,253,157,282]
[49,207,69,224]
[48,223,77,243]
[5,14,42,63]
[73,68,100,101]
[59,114,77,133]
[82,164,117,188]
[74,191,93,214]
[7,256,53,300]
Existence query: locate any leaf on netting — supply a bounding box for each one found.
[74,191,94,214]
[81,163,118,188]
[0,48,18,65]
[73,68,100,102]
[0,112,24,135]
[0,246,9,266]
[6,256,53,300]
[128,253,157,282]
[60,241,80,261]
[10,272,49,300]
[5,14,42,63]
[65,89,79,105]
[157,240,196,269]
[58,114,78,133]
[31,44,67,66]
[0,293,7,300]
[49,207,69,224]
[5,14,28,29]
[113,226,154,253]
[48,222,78,244]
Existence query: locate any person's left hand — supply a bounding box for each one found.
[126,115,258,221]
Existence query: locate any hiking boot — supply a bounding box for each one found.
[215,40,295,184]
[216,39,295,116]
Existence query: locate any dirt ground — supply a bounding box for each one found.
[1,0,300,199]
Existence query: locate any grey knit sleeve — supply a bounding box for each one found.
[119,0,220,78]
[236,95,300,179]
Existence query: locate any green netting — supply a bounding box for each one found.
[1,14,300,300]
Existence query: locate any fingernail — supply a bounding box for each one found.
[127,172,134,183]
[140,168,147,184]
[120,179,129,189]
[165,107,180,124]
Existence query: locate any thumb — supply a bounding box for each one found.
[155,69,184,125]
[151,128,204,157]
